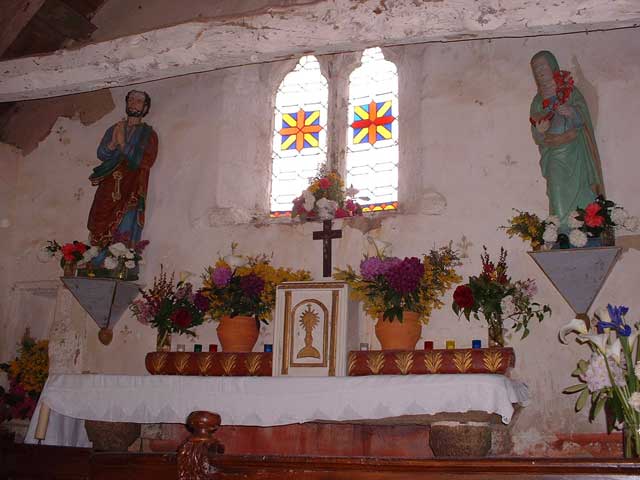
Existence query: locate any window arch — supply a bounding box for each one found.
[270,55,328,216]
[346,47,399,213]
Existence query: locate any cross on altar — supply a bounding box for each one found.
[313,220,342,277]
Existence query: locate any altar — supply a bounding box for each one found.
[26,373,529,449]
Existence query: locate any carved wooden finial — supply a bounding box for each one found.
[178,411,224,480]
[187,411,221,440]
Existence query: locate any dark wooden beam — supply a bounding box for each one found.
[36,0,97,39]
[0,0,46,56]
[210,455,640,479]
[3,441,640,479]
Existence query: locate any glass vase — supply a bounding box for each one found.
[623,423,640,458]
[115,258,128,280]
[63,261,77,277]
[488,321,505,348]
[156,330,171,352]
[601,226,616,247]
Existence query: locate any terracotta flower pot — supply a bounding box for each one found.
[374,311,422,350]
[217,315,259,352]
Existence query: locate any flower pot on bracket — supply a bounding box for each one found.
[374,311,422,350]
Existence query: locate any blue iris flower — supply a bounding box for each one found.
[597,304,631,337]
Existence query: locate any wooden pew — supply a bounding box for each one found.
[2,412,640,479]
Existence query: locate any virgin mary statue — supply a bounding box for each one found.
[529,50,602,231]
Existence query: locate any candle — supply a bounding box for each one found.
[194,344,202,353]
[208,344,218,352]
[445,340,455,350]
[359,342,369,351]
[264,344,273,353]
[423,341,434,350]
[472,339,482,349]
[176,344,185,352]
[34,403,51,441]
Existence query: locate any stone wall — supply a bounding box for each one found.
[1,28,640,454]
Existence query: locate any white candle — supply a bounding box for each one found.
[34,403,51,441]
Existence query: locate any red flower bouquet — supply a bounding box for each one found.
[452,247,551,346]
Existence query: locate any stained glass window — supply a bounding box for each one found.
[271,56,328,215]
[347,48,399,213]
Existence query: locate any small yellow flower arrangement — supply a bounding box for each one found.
[1,330,49,421]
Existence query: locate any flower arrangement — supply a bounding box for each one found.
[291,166,362,221]
[502,209,548,251]
[0,331,48,422]
[202,248,311,323]
[101,239,149,278]
[452,247,551,346]
[559,305,640,457]
[503,197,638,250]
[43,234,149,280]
[44,240,89,270]
[334,245,461,323]
[130,268,209,349]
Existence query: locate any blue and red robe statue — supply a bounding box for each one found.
[87,122,158,248]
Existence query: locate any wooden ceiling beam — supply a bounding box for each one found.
[0,0,46,57]
[0,0,639,102]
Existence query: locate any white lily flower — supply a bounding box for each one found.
[577,332,609,354]
[634,362,640,380]
[558,318,588,344]
[629,392,640,412]
[224,253,247,269]
[125,260,135,269]
[594,306,612,324]
[607,338,622,365]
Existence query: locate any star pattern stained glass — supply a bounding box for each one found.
[351,100,395,145]
[280,109,322,151]
[347,48,399,213]
[271,55,328,215]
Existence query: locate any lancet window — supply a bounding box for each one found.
[346,47,399,213]
[270,55,328,216]
[270,48,399,216]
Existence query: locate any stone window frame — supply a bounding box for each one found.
[266,47,402,223]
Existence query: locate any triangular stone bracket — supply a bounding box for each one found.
[61,277,141,344]
[528,247,621,316]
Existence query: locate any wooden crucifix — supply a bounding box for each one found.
[313,220,342,278]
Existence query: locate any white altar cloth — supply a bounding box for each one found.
[26,373,529,447]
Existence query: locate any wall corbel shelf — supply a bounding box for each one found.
[61,277,141,345]
[528,246,621,326]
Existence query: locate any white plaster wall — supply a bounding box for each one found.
[1,28,640,449]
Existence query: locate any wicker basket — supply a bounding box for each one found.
[85,420,140,451]
[429,422,491,457]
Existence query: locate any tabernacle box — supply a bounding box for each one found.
[273,281,360,376]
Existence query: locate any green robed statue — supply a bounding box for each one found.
[529,51,603,232]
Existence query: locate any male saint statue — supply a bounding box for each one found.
[87,90,158,249]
